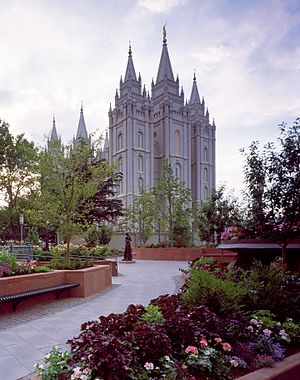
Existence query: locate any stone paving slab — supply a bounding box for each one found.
[0,260,187,380]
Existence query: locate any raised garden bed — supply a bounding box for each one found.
[0,265,111,314]
[134,247,237,262]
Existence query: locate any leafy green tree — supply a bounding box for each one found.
[31,141,117,256]
[0,120,39,239]
[241,118,300,262]
[153,161,192,246]
[196,185,241,244]
[126,187,156,245]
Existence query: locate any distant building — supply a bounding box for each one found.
[49,29,216,212]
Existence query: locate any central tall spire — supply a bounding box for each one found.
[156,25,174,83]
[124,41,137,82]
[190,72,201,104]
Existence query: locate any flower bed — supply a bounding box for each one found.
[0,265,111,314]
[35,258,300,379]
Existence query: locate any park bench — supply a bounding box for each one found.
[0,283,79,312]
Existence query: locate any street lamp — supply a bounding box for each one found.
[19,214,24,244]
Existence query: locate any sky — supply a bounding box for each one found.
[0,0,299,198]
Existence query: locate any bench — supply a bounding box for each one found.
[0,283,79,312]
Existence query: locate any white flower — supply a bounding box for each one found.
[144,362,154,370]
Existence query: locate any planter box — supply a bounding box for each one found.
[30,352,300,380]
[93,259,118,276]
[0,265,111,314]
[134,247,237,262]
[237,351,300,380]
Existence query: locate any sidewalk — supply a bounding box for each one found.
[0,260,188,380]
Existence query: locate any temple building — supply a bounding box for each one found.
[104,29,216,210]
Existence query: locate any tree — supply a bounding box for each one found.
[196,185,241,245]
[0,120,39,240]
[153,161,192,246]
[126,187,156,245]
[32,141,119,257]
[241,118,300,262]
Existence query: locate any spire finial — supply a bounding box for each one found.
[128,40,132,56]
[81,100,83,112]
[193,69,196,82]
[163,22,167,44]
[53,114,55,126]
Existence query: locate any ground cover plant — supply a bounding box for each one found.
[35,258,300,379]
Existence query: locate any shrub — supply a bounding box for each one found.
[181,268,247,316]
[49,257,93,270]
[139,304,165,325]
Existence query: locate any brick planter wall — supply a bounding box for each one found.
[133,247,237,262]
[0,265,111,314]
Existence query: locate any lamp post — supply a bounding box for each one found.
[19,214,24,245]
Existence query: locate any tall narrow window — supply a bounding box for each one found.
[175,130,181,155]
[137,131,143,148]
[204,167,208,182]
[119,179,123,195]
[138,177,144,190]
[118,157,123,172]
[175,163,181,179]
[203,146,208,162]
[138,155,143,172]
[117,133,123,150]
[204,186,209,199]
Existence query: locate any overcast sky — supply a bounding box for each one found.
[0,0,299,198]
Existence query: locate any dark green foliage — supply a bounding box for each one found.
[241,119,300,261]
[196,185,242,244]
[181,267,246,317]
[49,257,93,270]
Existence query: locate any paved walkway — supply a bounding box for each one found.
[0,260,188,380]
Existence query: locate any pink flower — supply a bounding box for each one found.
[230,359,238,367]
[214,337,222,343]
[83,368,91,375]
[185,346,199,354]
[144,362,154,370]
[199,338,208,348]
[222,342,232,351]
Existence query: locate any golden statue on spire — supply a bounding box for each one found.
[163,22,167,41]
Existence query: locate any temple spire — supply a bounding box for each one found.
[190,72,201,104]
[76,102,88,140]
[50,114,58,141]
[156,25,174,83]
[124,41,137,82]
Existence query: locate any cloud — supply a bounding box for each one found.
[138,0,187,13]
[192,46,231,71]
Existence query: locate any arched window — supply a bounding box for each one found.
[175,130,181,155]
[137,131,143,148]
[138,155,143,172]
[118,157,123,172]
[204,167,208,182]
[117,133,123,150]
[203,146,208,162]
[138,177,144,190]
[175,163,181,179]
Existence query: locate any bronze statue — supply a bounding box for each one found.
[123,232,132,261]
